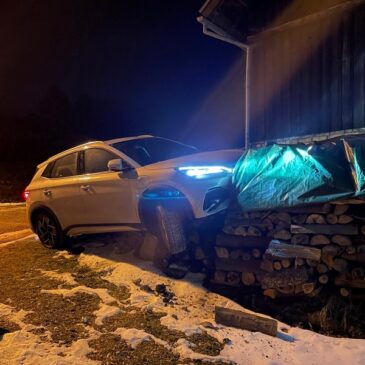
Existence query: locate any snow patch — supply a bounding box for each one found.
[38,270,78,286]
[41,286,116,305]
[114,327,169,350]
[93,304,121,326]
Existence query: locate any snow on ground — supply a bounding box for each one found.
[77,240,365,365]
[0,229,33,245]
[0,235,364,365]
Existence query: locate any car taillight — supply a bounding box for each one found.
[22,190,30,201]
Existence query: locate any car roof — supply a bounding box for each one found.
[104,135,154,145]
[37,135,154,168]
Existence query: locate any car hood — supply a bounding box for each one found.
[141,149,243,170]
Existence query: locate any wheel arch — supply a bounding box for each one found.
[29,205,62,232]
[138,185,193,234]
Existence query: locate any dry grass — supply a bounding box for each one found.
[0,205,28,234]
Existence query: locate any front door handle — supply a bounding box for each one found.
[43,189,52,197]
[80,184,91,191]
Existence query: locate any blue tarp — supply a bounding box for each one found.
[232,136,365,211]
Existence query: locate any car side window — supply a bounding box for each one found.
[84,148,120,174]
[41,162,54,178]
[50,153,78,178]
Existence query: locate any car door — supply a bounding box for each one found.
[41,151,86,230]
[79,148,139,225]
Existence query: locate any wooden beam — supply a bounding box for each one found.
[215,306,277,337]
[266,240,321,261]
[291,224,358,235]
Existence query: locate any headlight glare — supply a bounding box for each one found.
[177,165,233,179]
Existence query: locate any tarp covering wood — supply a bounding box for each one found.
[232,136,365,211]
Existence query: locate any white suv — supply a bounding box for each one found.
[25,135,241,263]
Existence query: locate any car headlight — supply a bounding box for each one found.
[177,165,233,179]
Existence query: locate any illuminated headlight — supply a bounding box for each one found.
[177,166,233,179]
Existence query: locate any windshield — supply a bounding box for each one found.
[111,137,198,166]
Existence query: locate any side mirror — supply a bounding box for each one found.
[108,159,124,172]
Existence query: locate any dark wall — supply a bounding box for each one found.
[248,2,365,143]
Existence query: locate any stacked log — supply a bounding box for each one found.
[207,202,365,299]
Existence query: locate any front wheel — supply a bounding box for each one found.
[154,204,189,278]
[35,212,65,249]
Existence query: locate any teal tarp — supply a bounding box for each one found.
[232,137,365,211]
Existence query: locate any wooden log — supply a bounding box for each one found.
[273,261,282,271]
[230,249,244,260]
[310,234,330,245]
[226,271,240,286]
[332,258,348,273]
[273,229,291,240]
[262,218,274,231]
[215,306,278,337]
[295,257,305,266]
[234,225,247,236]
[334,204,349,215]
[316,263,328,274]
[322,244,342,256]
[326,214,338,225]
[268,212,291,225]
[342,252,365,264]
[257,267,309,289]
[334,274,365,288]
[260,259,273,273]
[276,286,295,295]
[340,287,350,297]
[302,282,315,294]
[242,272,256,286]
[213,271,226,283]
[291,234,309,245]
[306,259,318,267]
[291,224,358,235]
[331,235,352,246]
[306,214,326,224]
[338,215,354,224]
[215,247,230,259]
[251,248,261,259]
[241,252,251,261]
[215,258,262,274]
[266,240,321,261]
[361,225,365,236]
[216,234,271,249]
[281,259,291,269]
[351,267,365,280]
[291,214,307,225]
[263,289,277,299]
[321,254,334,268]
[247,226,262,237]
[345,246,356,255]
[318,274,329,284]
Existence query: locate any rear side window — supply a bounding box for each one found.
[42,162,54,178]
[84,148,118,174]
[51,153,78,178]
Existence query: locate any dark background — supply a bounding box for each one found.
[0,0,243,200]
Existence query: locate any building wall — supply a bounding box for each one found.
[248,1,365,144]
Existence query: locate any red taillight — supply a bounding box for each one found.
[22,190,30,201]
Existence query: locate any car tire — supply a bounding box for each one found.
[154,204,189,278]
[35,212,65,249]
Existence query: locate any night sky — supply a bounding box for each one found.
[0,0,243,171]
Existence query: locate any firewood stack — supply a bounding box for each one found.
[201,202,365,299]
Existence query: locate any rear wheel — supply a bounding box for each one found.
[35,212,65,249]
[154,204,189,278]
